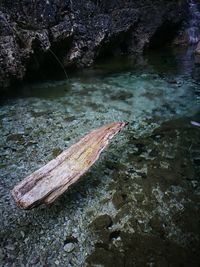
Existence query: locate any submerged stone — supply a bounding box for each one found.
[63,243,75,253]
[31,110,49,118]
[86,247,124,267]
[112,192,127,209]
[91,214,113,230]
[52,148,63,157]
[6,133,25,143]
[149,216,165,237]
[135,193,145,203]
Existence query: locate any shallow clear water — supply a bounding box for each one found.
[0,47,200,266]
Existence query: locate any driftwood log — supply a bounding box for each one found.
[11,122,126,209]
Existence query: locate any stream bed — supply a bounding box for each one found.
[0,47,200,266]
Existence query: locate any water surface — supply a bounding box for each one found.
[0,47,200,266]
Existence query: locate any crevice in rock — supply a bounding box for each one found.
[96,29,133,61]
[24,39,72,82]
[147,22,183,50]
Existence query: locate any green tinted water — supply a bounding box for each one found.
[0,47,200,266]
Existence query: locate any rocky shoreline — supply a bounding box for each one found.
[0,0,188,88]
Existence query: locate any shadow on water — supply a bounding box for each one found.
[0,80,72,104]
[1,45,200,103]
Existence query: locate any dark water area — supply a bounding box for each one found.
[0,46,200,266]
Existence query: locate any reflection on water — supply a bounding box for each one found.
[0,47,200,266]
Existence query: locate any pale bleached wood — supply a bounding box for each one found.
[11,122,126,209]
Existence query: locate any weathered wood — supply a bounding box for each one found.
[11,122,126,209]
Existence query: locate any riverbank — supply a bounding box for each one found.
[0,0,187,88]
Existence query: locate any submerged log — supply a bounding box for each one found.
[11,122,126,209]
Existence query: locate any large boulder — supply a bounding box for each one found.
[0,0,187,87]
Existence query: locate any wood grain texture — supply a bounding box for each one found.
[11,122,126,209]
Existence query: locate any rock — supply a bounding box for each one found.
[64,116,76,122]
[86,247,124,267]
[5,245,15,251]
[91,214,113,230]
[105,160,125,171]
[149,216,165,237]
[31,110,49,118]
[52,148,63,157]
[0,0,187,87]
[63,243,75,253]
[172,32,188,46]
[135,193,145,203]
[6,133,25,143]
[194,54,200,65]
[112,192,126,209]
[110,91,133,101]
[195,41,200,54]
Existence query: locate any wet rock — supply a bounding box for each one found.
[31,110,49,118]
[110,91,133,101]
[86,247,124,267]
[172,32,188,46]
[6,133,25,143]
[55,260,60,265]
[135,193,145,203]
[64,116,76,122]
[194,54,200,65]
[152,118,191,135]
[105,160,125,171]
[5,244,15,251]
[91,214,113,230]
[90,215,112,244]
[52,147,63,157]
[25,140,37,147]
[87,230,200,267]
[114,205,132,224]
[0,0,187,87]
[112,191,127,209]
[112,171,130,182]
[195,41,200,54]
[192,153,200,166]
[167,78,178,84]
[63,243,75,253]
[149,216,165,237]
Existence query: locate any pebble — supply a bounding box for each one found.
[63,243,75,253]
[20,231,25,238]
[5,245,15,251]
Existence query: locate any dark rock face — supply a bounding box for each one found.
[0,0,187,87]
